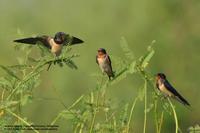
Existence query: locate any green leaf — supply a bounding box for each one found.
[140,49,155,68]
[8,65,31,70]
[110,67,128,85]
[0,77,13,89]
[120,37,134,60]
[28,57,40,63]
[21,95,33,106]
[128,61,136,74]
[0,101,19,109]
[37,43,51,57]
[188,124,200,133]
[145,103,154,113]
[0,65,20,80]
[60,110,76,120]
[64,60,78,69]
[138,87,145,101]
[119,103,129,127]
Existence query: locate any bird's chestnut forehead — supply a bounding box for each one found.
[97,52,106,58]
[156,73,166,79]
[98,48,106,53]
[156,75,162,81]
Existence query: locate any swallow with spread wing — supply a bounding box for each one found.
[13,32,84,56]
[96,48,114,80]
[156,73,190,106]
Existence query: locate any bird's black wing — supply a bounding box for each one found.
[107,55,112,66]
[71,36,84,45]
[13,36,51,49]
[107,55,114,77]
[163,80,190,106]
[65,36,84,46]
[96,55,99,65]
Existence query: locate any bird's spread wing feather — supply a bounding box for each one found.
[71,36,84,45]
[64,36,84,46]
[13,36,51,49]
[163,80,190,106]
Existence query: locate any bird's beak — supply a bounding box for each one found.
[71,36,84,45]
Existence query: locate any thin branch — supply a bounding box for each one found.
[89,110,97,133]
[168,98,179,133]
[6,109,39,133]
[126,97,138,133]
[154,99,159,133]
[50,95,84,126]
[143,79,147,133]
[158,111,164,133]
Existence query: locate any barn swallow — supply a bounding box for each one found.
[13,32,84,56]
[156,73,190,106]
[96,48,114,80]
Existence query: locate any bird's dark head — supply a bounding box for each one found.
[98,48,107,56]
[156,73,166,80]
[54,32,68,44]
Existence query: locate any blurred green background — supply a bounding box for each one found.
[0,0,200,132]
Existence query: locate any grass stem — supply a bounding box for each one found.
[168,98,179,133]
[143,79,147,133]
[126,97,138,133]
[50,95,84,126]
[6,109,39,133]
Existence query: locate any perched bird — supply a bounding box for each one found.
[96,48,114,80]
[156,73,190,106]
[13,32,84,56]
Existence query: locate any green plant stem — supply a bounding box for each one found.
[79,122,85,133]
[50,95,84,126]
[6,109,39,133]
[1,88,5,100]
[89,110,97,133]
[6,66,44,100]
[154,99,159,133]
[74,123,79,133]
[158,111,164,133]
[89,76,106,133]
[6,56,76,101]
[18,91,22,124]
[126,97,138,133]
[47,95,84,133]
[168,98,178,133]
[89,90,100,133]
[153,99,164,133]
[143,79,147,133]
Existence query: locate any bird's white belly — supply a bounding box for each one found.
[98,58,110,73]
[159,84,173,96]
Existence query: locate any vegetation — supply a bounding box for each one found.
[0,38,192,133]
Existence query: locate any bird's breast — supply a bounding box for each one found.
[97,57,110,72]
[159,84,173,97]
[51,44,62,56]
[49,39,63,56]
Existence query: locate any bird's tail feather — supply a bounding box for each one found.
[108,72,115,80]
[175,95,190,106]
